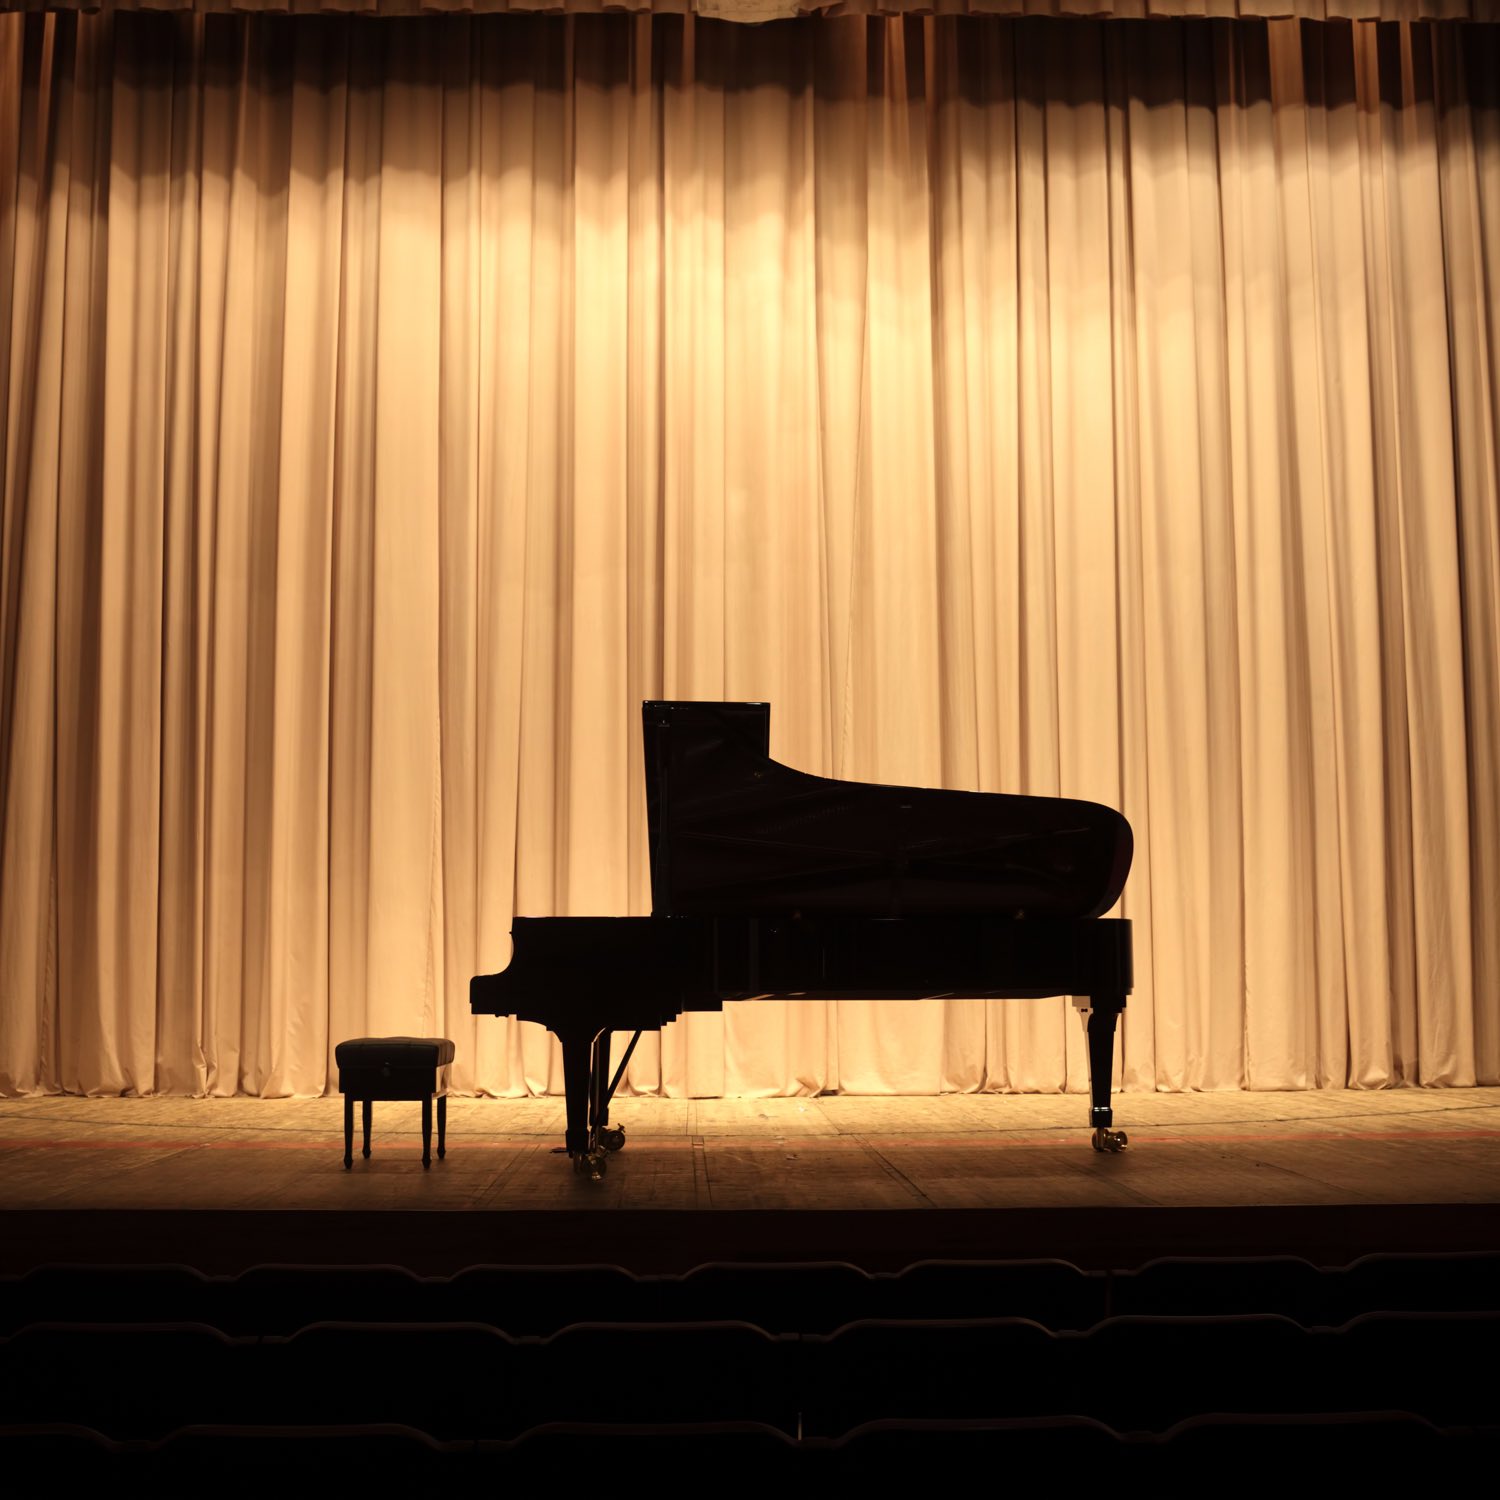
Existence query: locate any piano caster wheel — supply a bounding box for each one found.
[572,1150,608,1180]
[599,1126,626,1153]
[1091,1128,1128,1154]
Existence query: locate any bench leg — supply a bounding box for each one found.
[437,1095,447,1159]
[343,1094,353,1169]
[422,1096,432,1168]
[362,1099,372,1159]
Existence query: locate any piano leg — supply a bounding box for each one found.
[559,1024,606,1174]
[1079,995,1128,1153]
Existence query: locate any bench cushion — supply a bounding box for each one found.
[335,1037,456,1069]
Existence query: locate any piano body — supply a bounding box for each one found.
[471,701,1134,1177]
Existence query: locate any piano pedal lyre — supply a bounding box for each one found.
[583,1030,639,1168]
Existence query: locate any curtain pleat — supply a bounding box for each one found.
[0,11,1496,1097]
[7,2,1500,28]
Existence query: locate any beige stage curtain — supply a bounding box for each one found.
[1,12,1497,1098]
[8,1,1500,26]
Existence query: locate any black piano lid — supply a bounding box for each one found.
[642,699,1132,922]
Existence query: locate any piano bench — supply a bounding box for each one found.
[335,1037,456,1169]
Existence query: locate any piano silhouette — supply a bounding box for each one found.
[471,701,1134,1177]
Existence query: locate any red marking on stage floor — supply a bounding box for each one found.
[3,1126,1500,1152]
[863,1129,1500,1148]
[2,1138,344,1151]
[0,1136,568,1152]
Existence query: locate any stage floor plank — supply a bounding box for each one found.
[3,1088,1500,1214]
[3,1090,1500,1272]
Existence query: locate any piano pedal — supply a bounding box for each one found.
[598,1126,626,1153]
[1091,1128,1129,1153]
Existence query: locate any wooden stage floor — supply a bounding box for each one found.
[3,1089,1499,1272]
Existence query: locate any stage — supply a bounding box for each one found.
[3,1088,1499,1273]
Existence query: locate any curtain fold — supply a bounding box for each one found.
[0,11,1496,1097]
[6,2,1500,29]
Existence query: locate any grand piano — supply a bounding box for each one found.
[471,700,1134,1177]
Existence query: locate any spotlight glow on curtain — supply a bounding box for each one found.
[0,11,1496,1097]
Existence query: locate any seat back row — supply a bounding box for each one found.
[2,1312,1495,1438]
[2,1251,1494,1336]
[1,1412,1488,1479]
